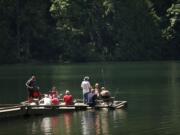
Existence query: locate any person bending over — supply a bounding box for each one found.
[87,89,97,107]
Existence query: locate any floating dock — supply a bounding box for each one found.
[0,101,127,119]
[0,104,24,119]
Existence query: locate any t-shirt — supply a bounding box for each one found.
[100,90,111,98]
[63,95,73,105]
[40,97,52,105]
[81,80,91,94]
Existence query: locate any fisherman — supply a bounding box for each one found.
[63,90,73,105]
[87,89,97,107]
[25,75,39,99]
[81,76,91,104]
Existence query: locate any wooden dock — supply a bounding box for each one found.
[0,101,127,119]
[0,104,24,119]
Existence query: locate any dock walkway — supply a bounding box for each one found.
[0,101,127,119]
[0,104,23,119]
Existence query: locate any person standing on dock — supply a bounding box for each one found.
[25,75,38,99]
[81,76,91,104]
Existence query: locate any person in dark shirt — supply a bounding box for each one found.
[25,75,38,99]
[87,89,97,107]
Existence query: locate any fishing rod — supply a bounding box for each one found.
[101,68,106,87]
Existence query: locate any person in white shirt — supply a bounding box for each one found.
[39,94,52,105]
[81,76,91,103]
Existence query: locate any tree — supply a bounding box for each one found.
[0,0,18,63]
[166,1,180,58]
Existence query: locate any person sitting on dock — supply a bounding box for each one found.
[100,87,111,99]
[63,90,73,106]
[49,86,59,98]
[52,94,60,105]
[87,89,97,107]
[100,87,113,105]
[39,94,52,105]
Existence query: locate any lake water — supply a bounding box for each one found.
[0,62,180,135]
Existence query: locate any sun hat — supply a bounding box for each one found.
[65,90,70,95]
[84,76,90,81]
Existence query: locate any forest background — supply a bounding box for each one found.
[0,0,179,64]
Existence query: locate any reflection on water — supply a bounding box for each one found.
[30,117,53,135]
[41,117,53,135]
[81,109,127,135]
[81,110,99,135]
[27,110,127,135]
[30,116,60,135]
[64,112,73,135]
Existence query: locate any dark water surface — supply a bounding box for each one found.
[0,62,180,135]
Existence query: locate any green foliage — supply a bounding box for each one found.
[0,0,179,64]
[166,1,180,58]
[166,2,180,37]
[0,0,18,63]
[50,0,165,61]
